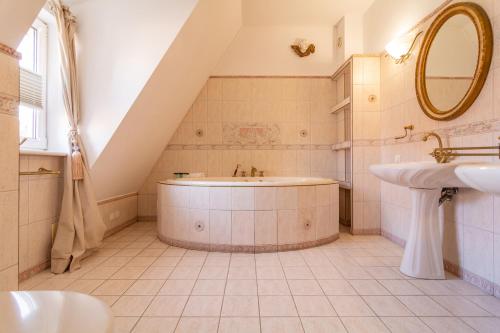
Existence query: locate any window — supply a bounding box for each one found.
[17,19,47,149]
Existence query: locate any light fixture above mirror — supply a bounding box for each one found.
[385,30,423,64]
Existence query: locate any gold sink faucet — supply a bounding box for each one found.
[422,132,449,163]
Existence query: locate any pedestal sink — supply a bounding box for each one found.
[455,164,500,195]
[369,161,473,279]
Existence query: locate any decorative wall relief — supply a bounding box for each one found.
[223,122,281,145]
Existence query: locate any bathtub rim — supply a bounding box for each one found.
[159,176,337,187]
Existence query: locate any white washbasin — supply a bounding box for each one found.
[455,163,500,195]
[369,161,473,189]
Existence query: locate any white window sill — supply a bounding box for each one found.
[20,149,67,157]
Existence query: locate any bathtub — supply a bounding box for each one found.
[157,177,340,252]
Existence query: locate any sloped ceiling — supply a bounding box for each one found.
[0,0,47,47]
[86,0,242,199]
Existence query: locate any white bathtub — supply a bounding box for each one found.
[157,177,340,252]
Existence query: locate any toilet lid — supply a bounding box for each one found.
[0,291,113,333]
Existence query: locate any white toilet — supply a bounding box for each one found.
[0,291,113,333]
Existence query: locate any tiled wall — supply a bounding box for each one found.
[0,46,20,290]
[379,0,500,295]
[18,154,138,280]
[351,56,382,234]
[19,154,64,278]
[139,77,338,218]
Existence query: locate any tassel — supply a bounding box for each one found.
[71,149,84,180]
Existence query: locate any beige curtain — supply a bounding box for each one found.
[49,0,106,273]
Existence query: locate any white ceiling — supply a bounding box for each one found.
[242,0,375,26]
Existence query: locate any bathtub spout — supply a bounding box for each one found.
[232,164,241,177]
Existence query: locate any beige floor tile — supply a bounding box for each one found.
[259,296,298,316]
[137,248,165,257]
[408,280,455,295]
[225,279,257,295]
[318,279,357,295]
[113,316,139,333]
[397,295,452,316]
[349,280,390,295]
[100,256,133,268]
[132,317,178,333]
[309,265,343,279]
[162,248,187,257]
[170,266,202,279]
[152,256,182,267]
[125,279,165,295]
[82,266,121,279]
[115,248,143,257]
[94,295,120,306]
[365,266,404,279]
[64,279,104,294]
[466,295,500,316]
[460,317,500,333]
[443,280,488,296]
[288,279,324,295]
[93,279,135,296]
[256,266,285,279]
[111,295,154,316]
[420,317,476,333]
[140,266,173,279]
[340,317,389,333]
[283,266,314,279]
[111,266,148,279]
[175,317,219,333]
[159,279,196,295]
[185,250,208,257]
[218,317,260,333]
[144,295,189,316]
[293,296,336,316]
[432,296,492,316]
[192,279,226,295]
[198,266,228,279]
[221,295,259,317]
[230,256,255,267]
[257,279,290,295]
[182,295,223,316]
[328,296,375,316]
[301,317,346,333]
[31,278,75,290]
[378,279,423,295]
[126,256,156,267]
[363,295,413,316]
[380,317,433,333]
[228,266,256,279]
[203,256,230,266]
[178,256,206,266]
[260,317,303,333]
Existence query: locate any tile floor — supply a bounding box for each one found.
[20,222,500,333]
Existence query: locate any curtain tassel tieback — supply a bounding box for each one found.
[70,130,84,180]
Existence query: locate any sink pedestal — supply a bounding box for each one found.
[400,188,444,279]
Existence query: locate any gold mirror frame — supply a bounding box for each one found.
[415,2,493,121]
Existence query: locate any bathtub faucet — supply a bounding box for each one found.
[232,164,241,177]
[251,166,258,177]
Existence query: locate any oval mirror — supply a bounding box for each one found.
[415,2,493,121]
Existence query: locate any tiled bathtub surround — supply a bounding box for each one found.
[139,77,338,219]
[379,0,500,296]
[157,183,339,252]
[0,43,20,290]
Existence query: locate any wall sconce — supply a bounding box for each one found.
[385,31,423,64]
[291,38,315,57]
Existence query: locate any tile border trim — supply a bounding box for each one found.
[157,233,340,253]
[166,144,334,151]
[97,192,138,206]
[18,261,50,282]
[0,93,19,116]
[0,42,21,60]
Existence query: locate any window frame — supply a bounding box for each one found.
[19,18,48,150]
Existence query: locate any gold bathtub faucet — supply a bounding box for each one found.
[251,166,258,177]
